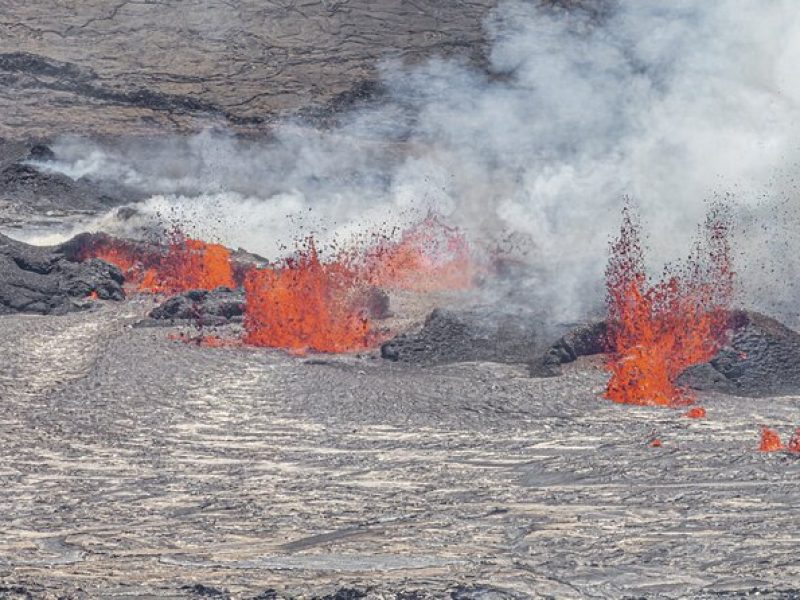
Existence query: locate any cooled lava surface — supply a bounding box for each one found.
[2,299,800,598]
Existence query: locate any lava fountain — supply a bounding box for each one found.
[361,213,475,293]
[243,239,375,354]
[78,232,235,293]
[604,205,734,407]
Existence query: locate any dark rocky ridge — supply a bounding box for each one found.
[0,232,124,314]
[146,287,246,327]
[679,310,800,397]
[0,1,501,137]
[0,139,140,227]
[380,306,577,371]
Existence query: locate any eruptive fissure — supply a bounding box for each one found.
[78,215,476,354]
[604,205,734,407]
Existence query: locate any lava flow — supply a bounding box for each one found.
[604,206,734,407]
[243,239,375,354]
[79,233,235,294]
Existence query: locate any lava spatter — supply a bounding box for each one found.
[79,233,235,293]
[361,213,475,293]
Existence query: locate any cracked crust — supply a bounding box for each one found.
[0,0,499,137]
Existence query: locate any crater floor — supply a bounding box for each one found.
[0,302,798,598]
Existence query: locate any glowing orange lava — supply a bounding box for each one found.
[244,239,374,354]
[759,427,784,452]
[604,206,733,407]
[80,234,235,294]
[362,214,475,292]
[788,428,800,453]
[684,407,707,419]
[139,238,235,294]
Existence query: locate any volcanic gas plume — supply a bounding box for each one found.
[604,205,734,407]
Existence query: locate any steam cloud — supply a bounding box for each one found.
[28,0,800,320]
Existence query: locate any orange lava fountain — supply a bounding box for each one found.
[362,214,475,292]
[604,206,733,407]
[243,239,374,354]
[759,427,784,452]
[139,238,235,294]
[79,234,235,294]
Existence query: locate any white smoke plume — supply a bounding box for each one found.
[28,0,800,320]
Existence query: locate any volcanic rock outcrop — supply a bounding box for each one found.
[0,1,500,137]
[380,307,570,368]
[0,139,139,226]
[146,287,245,326]
[0,233,124,314]
[679,310,800,397]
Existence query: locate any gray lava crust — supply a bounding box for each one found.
[0,233,124,314]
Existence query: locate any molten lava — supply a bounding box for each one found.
[244,239,374,354]
[759,427,784,452]
[684,407,707,419]
[604,206,733,407]
[362,214,475,292]
[80,234,235,294]
[139,238,235,294]
[788,428,800,453]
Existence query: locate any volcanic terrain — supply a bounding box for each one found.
[2,1,800,599]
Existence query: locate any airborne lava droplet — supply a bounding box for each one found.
[604,205,733,407]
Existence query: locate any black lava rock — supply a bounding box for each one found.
[26,143,55,162]
[147,287,245,326]
[679,310,800,397]
[381,306,565,367]
[539,320,608,369]
[0,233,124,315]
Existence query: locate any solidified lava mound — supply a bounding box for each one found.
[380,306,570,368]
[146,287,245,326]
[0,233,124,314]
[679,309,800,397]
